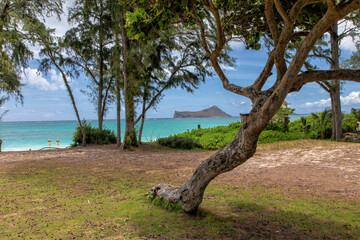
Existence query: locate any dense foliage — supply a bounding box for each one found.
[72,122,116,146]
[158,111,360,150]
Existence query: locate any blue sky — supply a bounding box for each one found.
[2,8,360,122]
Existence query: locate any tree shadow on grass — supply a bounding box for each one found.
[132,198,359,240]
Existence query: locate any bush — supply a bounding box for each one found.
[158,120,305,150]
[158,136,202,149]
[258,130,302,144]
[72,121,116,146]
[342,113,358,133]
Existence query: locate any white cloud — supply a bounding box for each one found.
[231,99,247,107]
[287,92,299,98]
[341,91,360,105]
[21,68,67,91]
[229,40,244,50]
[338,20,357,52]
[305,91,360,108]
[215,91,223,95]
[220,64,236,71]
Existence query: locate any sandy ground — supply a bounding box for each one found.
[0,140,359,200]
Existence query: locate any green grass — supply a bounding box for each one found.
[0,157,359,239]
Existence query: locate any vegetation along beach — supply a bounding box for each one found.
[1,0,360,239]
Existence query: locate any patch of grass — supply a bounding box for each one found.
[0,157,359,239]
[203,183,360,239]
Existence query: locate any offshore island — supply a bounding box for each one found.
[173,105,231,118]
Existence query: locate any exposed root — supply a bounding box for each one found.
[147,183,200,213]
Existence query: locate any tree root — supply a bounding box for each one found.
[146,183,200,213]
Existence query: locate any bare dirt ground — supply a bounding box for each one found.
[1,140,359,200]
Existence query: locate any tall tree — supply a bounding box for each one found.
[109,0,123,147]
[65,0,114,131]
[128,0,360,212]
[31,22,87,147]
[119,3,138,149]
[135,27,219,143]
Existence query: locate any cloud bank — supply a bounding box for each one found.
[305,91,360,108]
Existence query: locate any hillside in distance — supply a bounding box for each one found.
[173,106,231,118]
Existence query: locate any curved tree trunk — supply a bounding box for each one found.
[149,108,271,212]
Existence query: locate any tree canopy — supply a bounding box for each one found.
[0,0,63,102]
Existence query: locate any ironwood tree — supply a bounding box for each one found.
[127,0,360,213]
[33,22,87,146]
[65,0,115,131]
[134,24,232,143]
[0,0,63,104]
[0,0,63,149]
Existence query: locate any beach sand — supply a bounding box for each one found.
[1,140,359,200]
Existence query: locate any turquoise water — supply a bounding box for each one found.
[0,115,305,152]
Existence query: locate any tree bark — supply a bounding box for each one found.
[329,23,342,141]
[120,10,137,149]
[116,89,121,147]
[150,110,269,212]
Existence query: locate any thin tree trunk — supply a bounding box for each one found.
[98,0,104,131]
[120,10,137,149]
[49,50,86,147]
[138,91,147,144]
[117,90,121,147]
[114,25,122,148]
[330,23,342,141]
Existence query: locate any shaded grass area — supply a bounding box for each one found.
[1,156,359,239]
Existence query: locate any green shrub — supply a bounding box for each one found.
[158,136,202,149]
[158,120,305,150]
[342,113,358,133]
[72,121,116,146]
[258,130,302,144]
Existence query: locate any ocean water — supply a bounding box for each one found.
[0,115,306,152]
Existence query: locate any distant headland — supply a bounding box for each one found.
[173,106,231,118]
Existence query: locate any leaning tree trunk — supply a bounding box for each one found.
[330,23,342,141]
[149,100,275,212]
[138,85,148,144]
[49,50,86,147]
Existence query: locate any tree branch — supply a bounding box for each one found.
[251,51,275,91]
[291,69,360,92]
[274,0,290,24]
[191,6,211,56]
[265,0,280,44]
